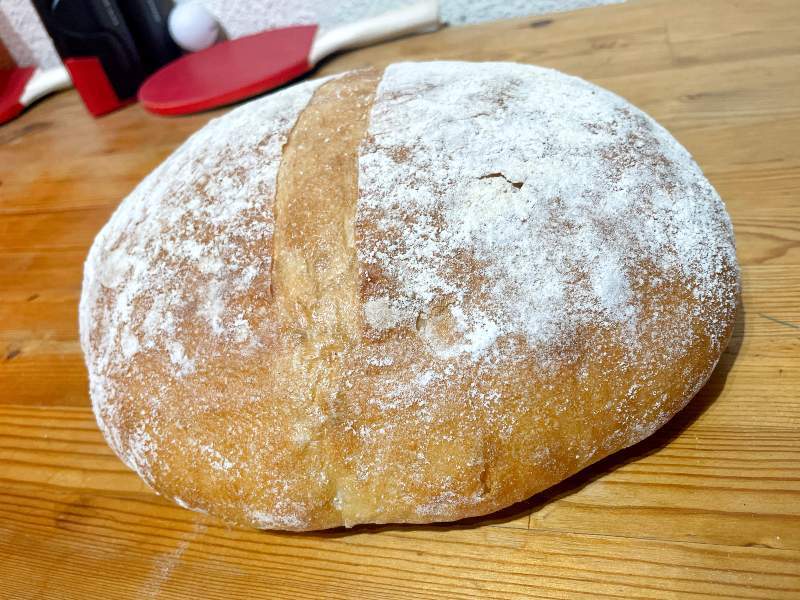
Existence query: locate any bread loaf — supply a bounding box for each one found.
[80,62,739,531]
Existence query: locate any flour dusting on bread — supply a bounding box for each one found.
[80,76,331,461]
[357,62,736,362]
[80,62,739,531]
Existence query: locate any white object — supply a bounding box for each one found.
[309,0,439,65]
[20,66,72,106]
[168,1,221,52]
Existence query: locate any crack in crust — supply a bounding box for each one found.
[270,68,384,527]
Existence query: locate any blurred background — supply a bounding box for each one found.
[1,0,623,70]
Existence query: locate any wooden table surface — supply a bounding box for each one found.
[1,0,799,597]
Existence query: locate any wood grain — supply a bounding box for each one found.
[1,0,799,597]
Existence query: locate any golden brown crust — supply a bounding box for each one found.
[80,62,739,531]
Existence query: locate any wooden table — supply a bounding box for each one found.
[1,0,799,597]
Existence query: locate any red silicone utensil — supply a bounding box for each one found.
[0,65,71,125]
[138,0,439,116]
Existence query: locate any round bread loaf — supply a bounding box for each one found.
[80,61,739,531]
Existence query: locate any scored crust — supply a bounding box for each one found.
[80,62,739,530]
